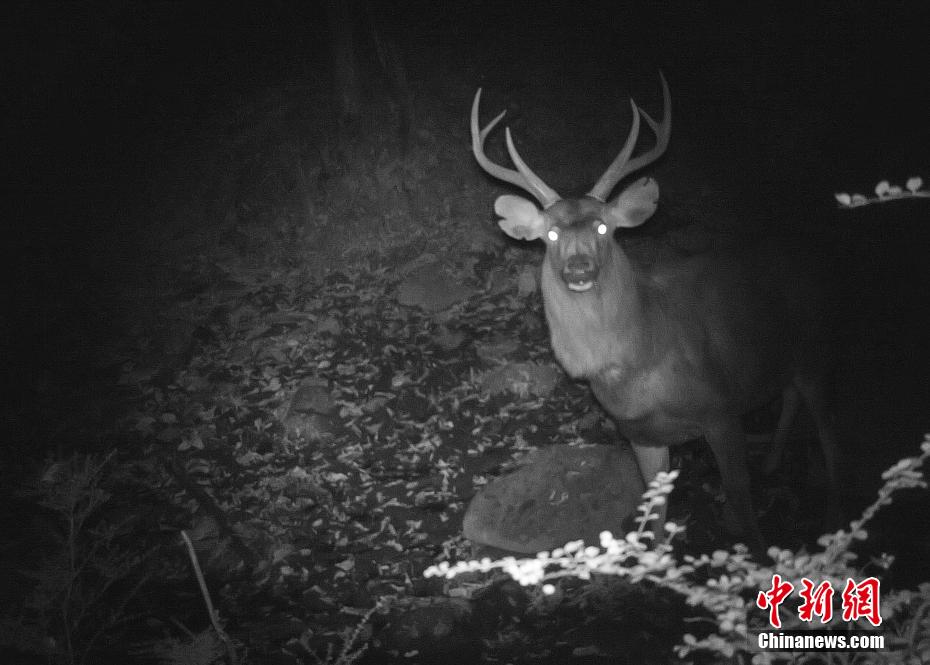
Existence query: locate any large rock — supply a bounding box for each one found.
[463,444,646,554]
[395,261,475,312]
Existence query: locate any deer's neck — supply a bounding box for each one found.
[541,252,650,379]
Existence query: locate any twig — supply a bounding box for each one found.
[180,530,239,665]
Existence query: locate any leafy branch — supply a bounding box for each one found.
[835,177,928,208]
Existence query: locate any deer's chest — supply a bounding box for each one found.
[590,358,711,445]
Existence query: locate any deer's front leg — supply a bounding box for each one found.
[631,443,671,541]
[704,416,765,557]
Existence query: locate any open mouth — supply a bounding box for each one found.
[566,280,594,292]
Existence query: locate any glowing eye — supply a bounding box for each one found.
[547,229,559,242]
[596,223,608,235]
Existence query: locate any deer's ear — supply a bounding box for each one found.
[604,177,659,229]
[495,195,548,241]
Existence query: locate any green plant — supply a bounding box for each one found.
[300,599,388,665]
[427,435,930,664]
[0,453,149,665]
[835,176,927,208]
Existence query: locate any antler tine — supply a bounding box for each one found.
[586,72,672,202]
[471,88,561,208]
[503,129,561,207]
[587,99,640,203]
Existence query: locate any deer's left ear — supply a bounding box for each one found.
[494,195,549,241]
[603,177,659,229]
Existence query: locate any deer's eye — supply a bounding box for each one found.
[547,229,559,242]
[596,222,608,235]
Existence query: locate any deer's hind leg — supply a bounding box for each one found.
[792,372,842,529]
[704,416,766,557]
[761,384,802,474]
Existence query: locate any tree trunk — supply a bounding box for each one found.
[325,0,361,122]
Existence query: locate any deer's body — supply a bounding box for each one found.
[544,243,828,440]
[470,77,838,554]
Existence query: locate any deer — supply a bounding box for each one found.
[470,74,839,556]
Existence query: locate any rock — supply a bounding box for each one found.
[477,362,561,398]
[463,445,646,554]
[282,412,336,442]
[289,377,336,415]
[396,262,475,312]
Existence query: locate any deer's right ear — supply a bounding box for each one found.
[495,195,548,241]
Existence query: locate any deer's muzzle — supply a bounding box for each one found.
[562,255,597,292]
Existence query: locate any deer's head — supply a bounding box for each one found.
[472,75,671,293]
